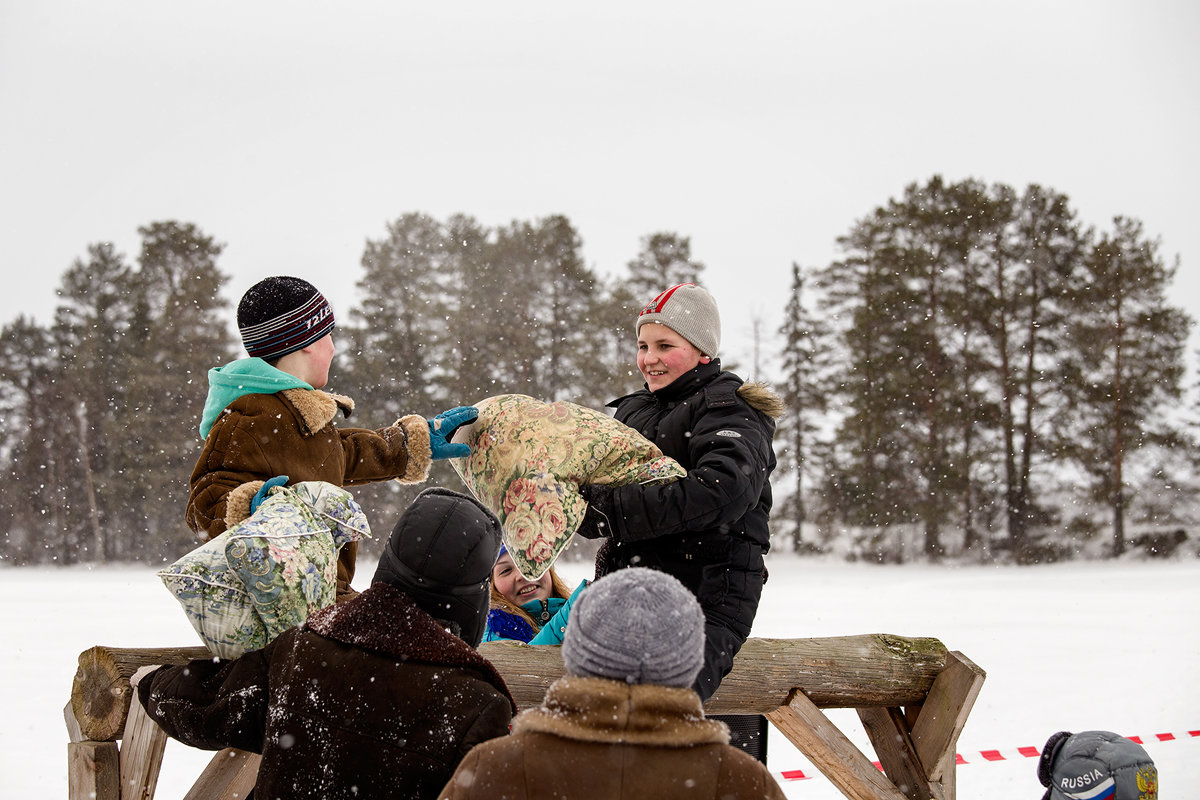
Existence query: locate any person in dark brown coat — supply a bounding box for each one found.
[137,488,515,800]
[438,567,786,800]
[186,275,476,600]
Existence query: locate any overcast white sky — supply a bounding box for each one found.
[2,1,1198,374]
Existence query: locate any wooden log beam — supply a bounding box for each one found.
[712,635,948,714]
[72,646,213,742]
[71,634,948,740]
[482,633,949,713]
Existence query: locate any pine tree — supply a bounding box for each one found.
[483,218,564,399]
[50,242,138,562]
[818,206,924,547]
[821,177,987,559]
[992,185,1085,558]
[525,215,596,401]
[439,213,502,403]
[339,212,459,537]
[344,212,446,420]
[576,279,641,407]
[123,221,232,559]
[625,232,706,301]
[0,316,58,562]
[775,263,833,552]
[1062,217,1192,556]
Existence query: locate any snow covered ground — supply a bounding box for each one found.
[4,555,1197,798]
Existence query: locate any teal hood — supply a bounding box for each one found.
[198,358,312,439]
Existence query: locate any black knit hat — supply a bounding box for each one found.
[237,276,335,361]
[372,488,503,648]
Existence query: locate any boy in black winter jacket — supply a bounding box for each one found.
[577,283,782,706]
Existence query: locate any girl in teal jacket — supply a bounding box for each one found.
[483,546,586,645]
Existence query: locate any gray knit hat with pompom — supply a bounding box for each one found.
[562,567,705,689]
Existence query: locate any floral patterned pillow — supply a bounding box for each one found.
[157,532,267,659]
[159,481,370,658]
[224,481,370,641]
[450,394,685,581]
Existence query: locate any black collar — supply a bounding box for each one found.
[606,359,723,408]
[651,359,722,402]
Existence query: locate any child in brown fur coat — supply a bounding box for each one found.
[185,275,474,599]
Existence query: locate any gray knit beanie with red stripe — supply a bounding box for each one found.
[635,283,721,357]
[237,276,335,361]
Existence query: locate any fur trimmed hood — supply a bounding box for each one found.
[737,380,784,420]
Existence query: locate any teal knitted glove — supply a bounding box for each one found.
[250,475,289,514]
[427,406,478,460]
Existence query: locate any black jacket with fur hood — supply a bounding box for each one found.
[601,361,781,552]
[139,582,515,800]
[595,360,782,698]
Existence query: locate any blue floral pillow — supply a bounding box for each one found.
[157,531,267,658]
[160,481,370,658]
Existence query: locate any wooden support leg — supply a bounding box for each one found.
[119,693,168,800]
[909,651,986,800]
[183,748,262,800]
[65,701,86,744]
[69,741,121,800]
[766,691,908,800]
[858,706,941,800]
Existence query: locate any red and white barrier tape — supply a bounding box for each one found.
[775,729,1199,782]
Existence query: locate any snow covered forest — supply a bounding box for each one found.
[2,175,1197,567]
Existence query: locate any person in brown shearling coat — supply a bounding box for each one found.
[139,488,515,800]
[438,568,786,800]
[185,276,474,599]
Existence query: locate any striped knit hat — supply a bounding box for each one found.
[237,276,335,361]
[636,283,721,357]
